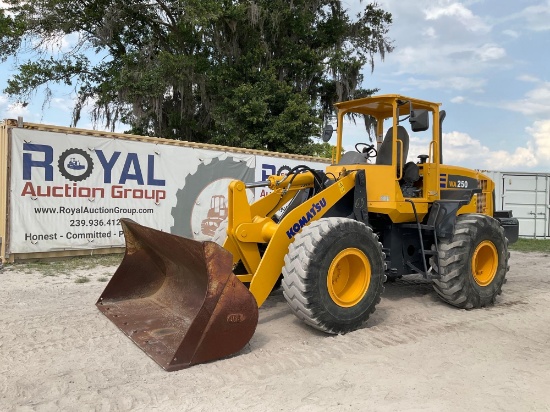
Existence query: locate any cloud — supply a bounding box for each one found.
[422,27,438,38]
[407,132,490,165]
[445,122,550,170]
[517,74,540,83]
[518,1,550,31]
[353,120,548,171]
[502,82,550,116]
[1,94,24,119]
[450,96,465,103]
[526,119,550,161]
[445,130,540,170]
[425,2,491,33]
[497,1,550,33]
[405,76,485,91]
[502,29,519,38]
[408,130,544,171]
[484,146,538,169]
[442,131,490,164]
[2,102,30,119]
[389,45,490,78]
[50,97,75,113]
[369,2,506,83]
[474,43,506,61]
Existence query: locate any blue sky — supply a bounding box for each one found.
[1,1,550,172]
[354,0,550,172]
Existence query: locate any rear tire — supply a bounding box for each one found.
[282,217,385,334]
[431,214,509,309]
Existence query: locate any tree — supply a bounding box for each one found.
[310,141,337,159]
[1,0,392,155]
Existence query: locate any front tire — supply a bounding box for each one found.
[431,214,509,309]
[281,217,385,334]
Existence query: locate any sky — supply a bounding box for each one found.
[350,0,550,172]
[1,0,550,172]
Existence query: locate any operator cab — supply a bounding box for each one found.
[323,95,441,199]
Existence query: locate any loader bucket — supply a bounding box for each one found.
[96,219,258,371]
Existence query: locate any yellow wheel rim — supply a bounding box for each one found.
[327,248,371,307]
[472,240,498,286]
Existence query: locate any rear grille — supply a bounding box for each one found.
[477,179,488,213]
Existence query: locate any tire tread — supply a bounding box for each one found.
[282,217,385,334]
[430,213,509,309]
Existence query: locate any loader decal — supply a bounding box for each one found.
[286,198,327,239]
[447,175,479,190]
[58,148,94,182]
[171,156,254,239]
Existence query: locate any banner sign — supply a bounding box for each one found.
[170,149,255,241]
[254,156,329,199]
[10,129,254,252]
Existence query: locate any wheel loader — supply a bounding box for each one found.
[97,94,519,371]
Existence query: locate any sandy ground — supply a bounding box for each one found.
[1,251,550,412]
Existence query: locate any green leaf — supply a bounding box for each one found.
[1,0,393,154]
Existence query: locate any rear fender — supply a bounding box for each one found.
[494,211,519,243]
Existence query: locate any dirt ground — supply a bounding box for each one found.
[1,251,550,411]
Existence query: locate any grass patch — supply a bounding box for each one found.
[75,276,90,284]
[509,238,550,253]
[97,277,109,282]
[3,253,124,277]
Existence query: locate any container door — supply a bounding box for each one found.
[501,174,549,239]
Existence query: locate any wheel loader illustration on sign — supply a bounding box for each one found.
[67,157,86,170]
[201,195,228,237]
[97,95,519,371]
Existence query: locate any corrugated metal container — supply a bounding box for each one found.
[481,170,550,239]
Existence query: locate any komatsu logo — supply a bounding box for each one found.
[286,198,327,239]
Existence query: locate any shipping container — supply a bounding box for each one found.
[481,170,549,239]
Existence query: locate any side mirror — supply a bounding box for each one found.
[409,109,429,132]
[322,124,334,142]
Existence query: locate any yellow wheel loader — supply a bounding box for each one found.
[97,94,519,371]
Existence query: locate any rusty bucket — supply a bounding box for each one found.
[96,219,258,371]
